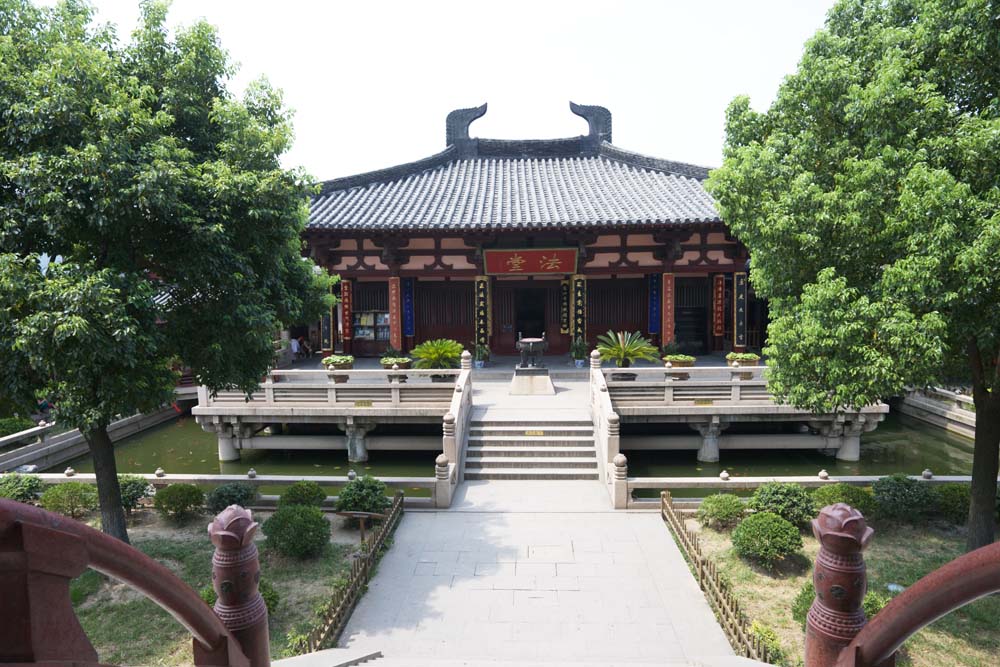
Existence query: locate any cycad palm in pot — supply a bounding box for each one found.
[411,339,464,381]
[596,330,659,381]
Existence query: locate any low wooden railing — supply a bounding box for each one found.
[604,365,771,407]
[197,369,461,409]
[297,491,405,652]
[0,499,267,666]
[659,491,775,664]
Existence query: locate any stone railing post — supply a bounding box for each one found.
[589,349,601,370]
[806,503,875,667]
[607,412,620,463]
[434,453,452,508]
[460,350,472,370]
[612,453,629,509]
[442,412,457,463]
[206,506,270,667]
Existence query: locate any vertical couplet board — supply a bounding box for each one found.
[388,277,402,351]
[647,273,661,336]
[401,277,415,338]
[733,272,747,349]
[559,279,571,335]
[571,275,586,340]
[661,273,675,344]
[712,274,725,338]
[474,276,491,346]
[320,312,332,352]
[341,279,353,342]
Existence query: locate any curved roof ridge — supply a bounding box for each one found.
[597,142,714,181]
[316,146,458,195]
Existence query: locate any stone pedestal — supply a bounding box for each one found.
[216,424,240,462]
[694,417,728,463]
[339,421,375,462]
[509,366,555,395]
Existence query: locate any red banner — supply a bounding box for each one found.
[661,273,675,344]
[388,277,402,350]
[484,248,577,275]
[713,274,725,337]
[340,279,353,341]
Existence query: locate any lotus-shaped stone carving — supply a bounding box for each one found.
[207,505,259,550]
[812,502,874,554]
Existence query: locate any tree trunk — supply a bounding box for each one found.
[966,396,999,552]
[84,425,130,544]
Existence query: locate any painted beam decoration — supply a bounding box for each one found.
[734,272,747,348]
[571,275,586,339]
[474,276,491,346]
[484,248,577,275]
[661,273,675,344]
[340,279,353,341]
[713,274,725,337]
[388,277,402,350]
[647,273,661,335]
[559,280,571,334]
[401,277,415,337]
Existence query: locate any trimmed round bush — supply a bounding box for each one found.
[932,483,970,524]
[731,511,803,568]
[336,475,391,517]
[206,482,258,514]
[873,474,934,520]
[748,482,814,527]
[0,472,43,503]
[153,483,204,521]
[263,505,330,558]
[118,475,153,516]
[279,480,326,508]
[697,493,745,529]
[812,483,876,518]
[200,579,280,614]
[40,482,98,519]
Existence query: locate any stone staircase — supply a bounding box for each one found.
[463,415,598,480]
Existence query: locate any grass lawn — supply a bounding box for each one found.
[689,517,1000,667]
[71,511,354,666]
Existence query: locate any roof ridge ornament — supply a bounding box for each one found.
[446,103,488,150]
[570,102,612,144]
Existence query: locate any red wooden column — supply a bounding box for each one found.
[340,279,353,355]
[712,274,725,351]
[661,273,675,345]
[388,277,402,351]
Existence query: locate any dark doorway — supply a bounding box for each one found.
[515,288,546,339]
[675,277,710,355]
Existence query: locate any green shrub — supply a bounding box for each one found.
[40,482,98,519]
[200,580,280,614]
[0,472,43,503]
[749,620,786,665]
[118,475,153,516]
[873,473,934,520]
[748,482,815,527]
[932,483,970,524]
[864,590,890,619]
[726,351,760,363]
[697,493,745,529]
[731,512,803,568]
[411,338,464,369]
[793,580,889,630]
[0,416,35,437]
[812,483,876,517]
[279,480,326,508]
[206,482,258,513]
[336,475,391,517]
[263,505,330,558]
[153,483,204,521]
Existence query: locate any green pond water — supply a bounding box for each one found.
[58,412,973,495]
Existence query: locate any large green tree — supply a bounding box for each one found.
[0,0,333,542]
[709,0,1000,550]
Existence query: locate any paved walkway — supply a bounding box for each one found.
[340,481,736,664]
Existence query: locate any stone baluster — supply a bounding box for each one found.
[207,506,270,667]
[434,453,452,508]
[607,413,620,464]
[442,412,457,464]
[460,350,472,370]
[590,349,602,370]
[806,503,875,667]
[612,453,629,509]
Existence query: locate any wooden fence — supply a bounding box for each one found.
[659,490,775,664]
[302,490,405,652]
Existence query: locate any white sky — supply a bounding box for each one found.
[49,0,835,180]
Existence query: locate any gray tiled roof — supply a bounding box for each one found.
[308,141,720,233]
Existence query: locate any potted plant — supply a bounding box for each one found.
[570,337,589,369]
[322,354,354,384]
[411,339,464,381]
[380,356,412,370]
[662,353,696,368]
[595,330,659,381]
[726,351,761,380]
[472,343,490,369]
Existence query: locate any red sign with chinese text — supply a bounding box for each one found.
[661,273,675,344]
[712,274,725,337]
[388,277,402,350]
[484,249,577,275]
[340,280,353,340]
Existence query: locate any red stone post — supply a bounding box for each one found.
[806,503,880,667]
[205,506,270,667]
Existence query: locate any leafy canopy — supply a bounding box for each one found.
[708,0,1000,411]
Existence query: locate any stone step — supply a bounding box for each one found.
[467,436,595,446]
[464,469,601,480]
[465,457,599,469]
[469,419,593,428]
[467,425,595,436]
[466,445,597,457]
